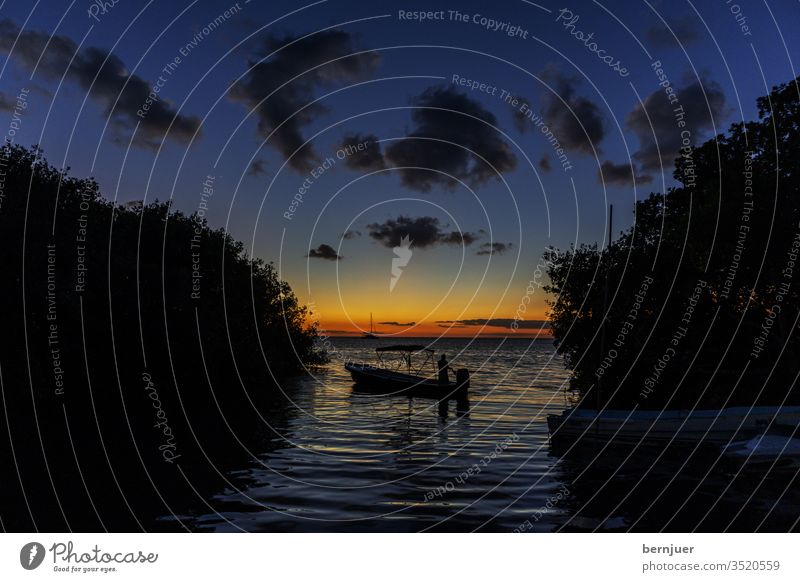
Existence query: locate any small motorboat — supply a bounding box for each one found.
[721,425,800,471]
[345,344,469,399]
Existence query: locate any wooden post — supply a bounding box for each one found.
[455,368,470,415]
[455,369,470,397]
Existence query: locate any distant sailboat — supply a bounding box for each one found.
[362,313,378,339]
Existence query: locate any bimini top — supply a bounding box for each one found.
[375,344,434,353]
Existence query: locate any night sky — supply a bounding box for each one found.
[2,0,798,337]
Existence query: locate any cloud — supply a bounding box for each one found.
[436,318,549,329]
[476,242,513,256]
[339,133,385,170]
[512,95,533,133]
[626,76,727,171]
[538,155,551,172]
[383,86,517,192]
[438,230,479,245]
[378,321,415,326]
[29,84,53,98]
[541,67,605,154]
[342,229,361,239]
[367,215,479,249]
[0,92,15,111]
[307,244,342,260]
[229,30,380,172]
[646,17,701,49]
[247,159,268,176]
[597,160,653,186]
[0,18,201,149]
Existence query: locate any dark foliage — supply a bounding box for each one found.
[0,145,322,530]
[546,76,800,410]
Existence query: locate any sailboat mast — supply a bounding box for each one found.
[370,312,373,334]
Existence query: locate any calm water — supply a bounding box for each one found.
[176,338,800,532]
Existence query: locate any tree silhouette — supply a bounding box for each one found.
[0,144,323,530]
[546,76,800,410]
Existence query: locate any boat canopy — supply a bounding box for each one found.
[375,344,434,353]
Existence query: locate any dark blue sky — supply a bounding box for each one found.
[2,0,798,334]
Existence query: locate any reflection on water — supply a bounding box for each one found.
[174,338,800,532]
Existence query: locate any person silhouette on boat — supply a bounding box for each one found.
[437,354,452,385]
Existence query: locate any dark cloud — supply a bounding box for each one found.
[247,159,268,177]
[383,86,517,192]
[438,230,479,245]
[378,321,415,326]
[307,244,342,260]
[0,18,75,77]
[367,215,479,249]
[626,76,727,171]
[597,160,653,186]
[0,18,201,149]
[512,95,533,133]
[538,155,551,172]
[541,67,605,154]
[229,30,380,172]
[339,133,385,170]
[646,17,701,49]
[30,84,53,98]
[342,230,361,239]
[0,92,15,111]
[542,77,604,149]
[476,242,513,256]
[30,85,53,98]
[436,318,549,329]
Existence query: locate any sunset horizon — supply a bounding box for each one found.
[3,0,800,568]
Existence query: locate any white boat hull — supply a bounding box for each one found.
[548,406,800,446]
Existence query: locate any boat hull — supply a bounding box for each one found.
[345,363,465,399]
[548,406,800,446]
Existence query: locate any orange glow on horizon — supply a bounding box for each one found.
[309,317,552,339]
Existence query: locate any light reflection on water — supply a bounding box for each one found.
[181,338,800,532]
[187,338,572,531]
